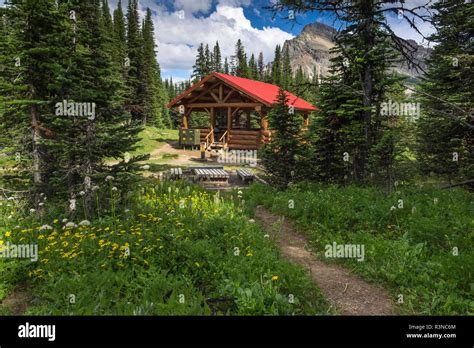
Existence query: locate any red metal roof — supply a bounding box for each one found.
[167,72,317,112]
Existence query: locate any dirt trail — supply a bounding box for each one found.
[149,141,199,166]
[1,284,31,315]
[254,206,396,315]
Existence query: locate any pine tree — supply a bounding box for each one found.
[234,39,248,77]
[204,43,211,75]
[282,45,293,90]
[272,0,433,186]
[212,41,222,72]
[112,0,126,68]
[223,57,230,74]
[271,45,282,86]
[417,0,473,183]
[141,8,168,127]
[0,0,69,204]
[261,88,305,188]
[192,43,206,81]
[125,0,144,122]
[307,3,405,185]
[257,52,265,80]
[248,53,258,80]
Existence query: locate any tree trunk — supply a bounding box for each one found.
[30,103,43,209]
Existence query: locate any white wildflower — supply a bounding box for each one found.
[40,224,53,230]
[79,220,91,226]
[105,175,114,181]
[63,222,77,229]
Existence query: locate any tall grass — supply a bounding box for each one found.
[245,182,473,315]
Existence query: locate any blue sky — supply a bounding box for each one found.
[109,1,436,82]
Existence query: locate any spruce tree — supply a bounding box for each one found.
[212,41,222,72]
[141,8,168,127]
[257,52,265,81]
[271,45,282,86]
[282,45,293,90]
[192,43,206,81]
[0,0,68,204]
[112,0,126,69]
[223,57,230,74]
[125,0,144,121]
[417,0,473,182]
[204,44,211,75]
[248,53,258,80]
[234,39,248,77]
[261,88,305,188]
[307,4,405,185]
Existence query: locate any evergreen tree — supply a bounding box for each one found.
[223,57,230,74]
[101,0,113,32]
[141,8,168,127]
[204,43,211,75]
[270,0,434,186]
[257,52,265,80]
[1,0,145,213]
[282,45,293,90]
[271,44,282,86]
[125,0,144,121]
[307,3,405,185]
[112,0,126,68]
[192,43,206,81]
[212,41,222,72]
[261,89,305,188]
[54,0,145,213]
[248,53,258,80]
[416,0,473,182]
[234,39,248,77]
[0,0,68,204]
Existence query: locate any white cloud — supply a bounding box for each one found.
[174,0,213,14]
[154,4,294,75]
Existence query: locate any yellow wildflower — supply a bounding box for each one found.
[271,276,279,281]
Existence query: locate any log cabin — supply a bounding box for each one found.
[166,72,317,150]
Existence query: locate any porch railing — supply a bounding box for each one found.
[219,130,228,147]
[203,129,214,150]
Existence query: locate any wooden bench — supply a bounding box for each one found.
[236,168,255,183]
[170,167,183,180]
[192,167,229,182]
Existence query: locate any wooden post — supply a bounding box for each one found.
[210,107,215,143]
[260,108,267,144]
[227,107,232,142]
[304,113,309,127]
[182,108,190,129]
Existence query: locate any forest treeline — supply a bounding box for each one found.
[261,0,473,189]
[0,0,170,208]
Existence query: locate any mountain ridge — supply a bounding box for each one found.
[282,22,432,79]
